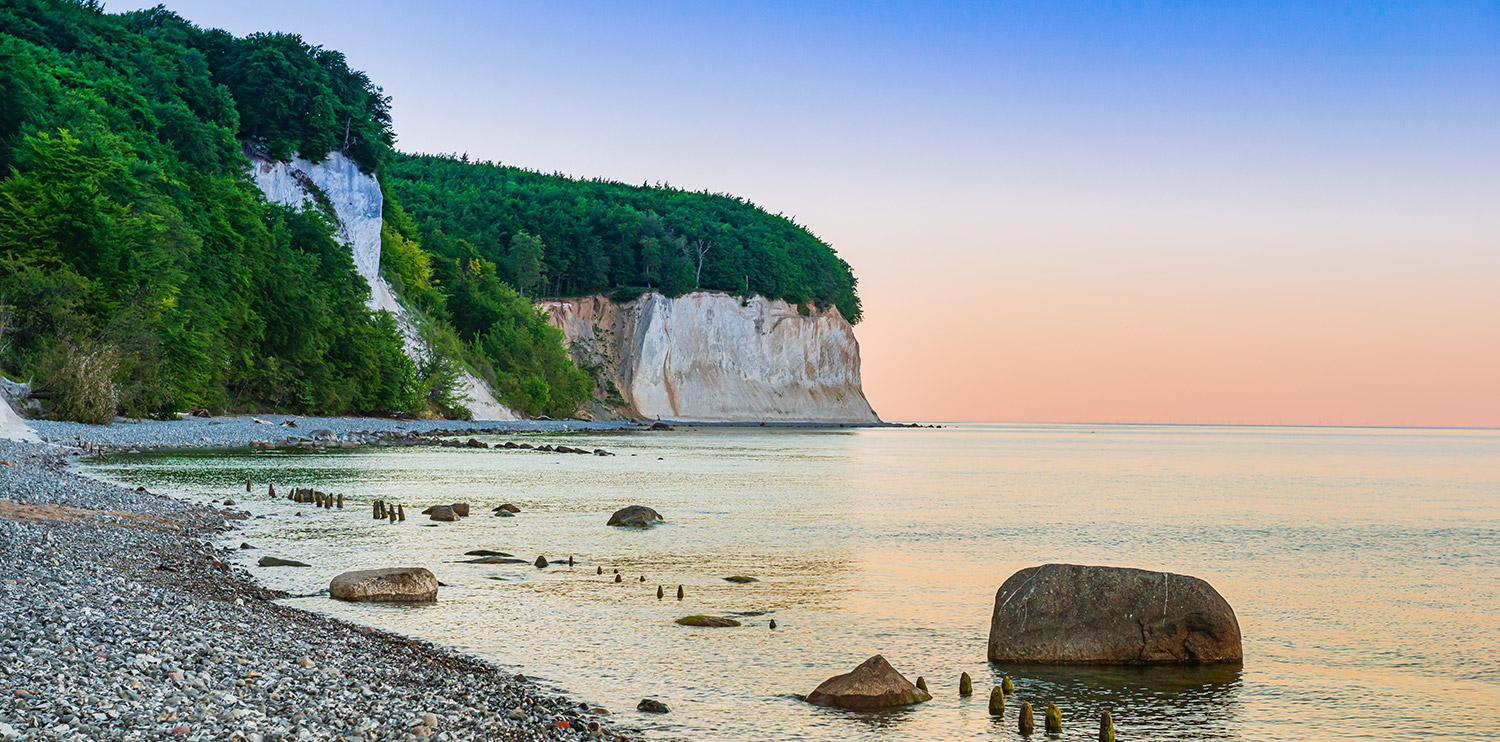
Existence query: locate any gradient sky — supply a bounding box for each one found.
[119,1,1500,427]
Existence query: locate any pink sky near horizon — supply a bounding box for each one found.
[123,1,1500,428]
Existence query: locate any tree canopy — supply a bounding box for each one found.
[0,0,416,417]
[385,153,863,322]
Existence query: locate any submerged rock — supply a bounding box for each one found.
[723,575,759,584]
[329,567,438,603]
[987,563,1242,664]
[674,615,741,627]
[427,506,457,522]
[465,549,512,557]
[606,505,662,528]
[493,503,521,514]
[257,556,309,567]
[804,655,931,710]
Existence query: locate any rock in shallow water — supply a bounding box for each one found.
[987,563,1242,664]
[804,655,931,710]
[257,556,309,567]
[637,698,669,713]
[674,615,741,627]
[606,505,662,528]
[329,567,438,603]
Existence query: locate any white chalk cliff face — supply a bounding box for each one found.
[247,150,516,420]
[538,292,879,423]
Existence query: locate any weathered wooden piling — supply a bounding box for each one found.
[1002,675,1015,694]
[567,556,573,566]
[246,479,251,492]
[268,483,276,498]
[960,671,972,696]
[989,686,1005,716]
[1018,702,1034,734]
[614,573,622,583]
[768,619,777,629]
[676,585,684,600]
[387,508,396,523]
[1045,703,1061,733]
[656,586,664,599]
[396,503,403,520]
[337,494,344,509]
[1099,710,1114,742]
[596,566,603,575]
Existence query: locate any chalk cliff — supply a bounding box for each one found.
[247,150,516,420]
[537,292,878,423]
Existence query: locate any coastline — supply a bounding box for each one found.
[0,416,648,742]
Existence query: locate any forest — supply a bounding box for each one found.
[0,0,861,422]
[0,0,422,420]
[386,154,863,323]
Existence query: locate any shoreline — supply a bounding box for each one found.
[0,416,650,742]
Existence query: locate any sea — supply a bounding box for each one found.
[83,423,1500,741]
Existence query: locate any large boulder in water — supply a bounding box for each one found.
[606,505,662,528]
[804,655,931,710]
[330,568,437,603]
[987,563,1242,664]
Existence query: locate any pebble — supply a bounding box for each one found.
[0,420,633,742]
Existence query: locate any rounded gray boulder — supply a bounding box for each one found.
[330,567,438,603]
[987,563,1242,664]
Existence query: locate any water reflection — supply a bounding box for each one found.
[990,663,1244,736]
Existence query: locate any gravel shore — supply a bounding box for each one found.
[0,417,643,742]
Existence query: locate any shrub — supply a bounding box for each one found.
[40,340,119,424]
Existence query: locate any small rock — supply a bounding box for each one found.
[637,699,669,713]
[804,655,931,710]
[674,615,741,627]
[535,556,549,568]
[723,575,759,584]
[257,556,310,567]
[606,505,663,528]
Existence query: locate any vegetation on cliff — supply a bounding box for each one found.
[0,0,420,419]
[385,153,863,323]
[0,0,861,422]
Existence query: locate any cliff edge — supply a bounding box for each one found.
[538,292,879,423]
[246,150,517,420]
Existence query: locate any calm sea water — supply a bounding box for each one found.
[85,423,1500,741]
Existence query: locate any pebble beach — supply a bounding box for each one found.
[0,416,641,742]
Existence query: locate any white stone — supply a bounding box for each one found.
[539,292,879,423]
[0,393,36,442]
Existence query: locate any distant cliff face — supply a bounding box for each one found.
[538,292,879,423]
[247,151,516,420]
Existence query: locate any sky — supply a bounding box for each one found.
[119,1,1500,427]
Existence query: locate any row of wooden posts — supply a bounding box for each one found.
[914,672,1114,740]
[251,478,395,517]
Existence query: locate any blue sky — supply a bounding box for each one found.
[115,1,1500,425]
